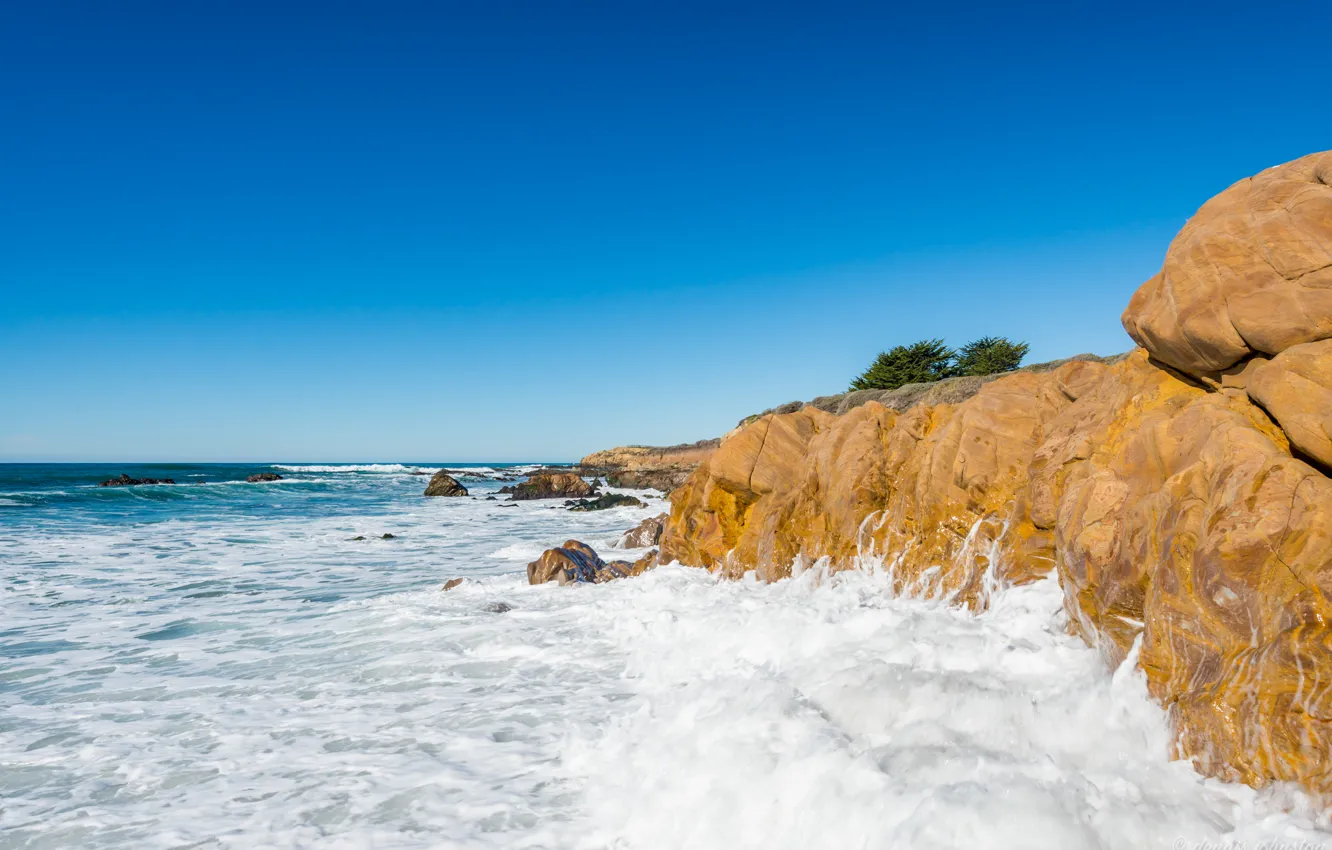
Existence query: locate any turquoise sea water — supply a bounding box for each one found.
[2,464,1329,849]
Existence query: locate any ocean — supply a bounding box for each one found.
[1,463,1328,849]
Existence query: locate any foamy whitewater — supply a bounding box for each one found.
[2,463,1329,849]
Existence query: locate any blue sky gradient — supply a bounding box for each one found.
[4,1,1330,461]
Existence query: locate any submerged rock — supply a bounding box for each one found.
[246,472,283,483]
[507,472,595,501]
[98,474,175,487]
[423,471,468,497]
[565,494,647,512]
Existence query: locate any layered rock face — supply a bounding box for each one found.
[579,440,720,492]
[659,151,1332,794]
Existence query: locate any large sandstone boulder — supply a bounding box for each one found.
[1122,151,1332,378]
[423,471,468,497]
[508,472,595,500]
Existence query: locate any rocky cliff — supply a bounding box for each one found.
[654,151,1332,794]
[579,439,720,491]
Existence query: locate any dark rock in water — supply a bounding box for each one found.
[98,474,175,487]
[381,533,396,540]
[349,535,367,541]
[409,470,429,476]
[498,485,515,494]
[508,472,596,501]
[528,540,604,584]
[423,471,468,497]
[499,503,518,508]
[485,496,498,501]
[567,494,648,512]
[486,601,513,613]
[246,472,283,483]
[527,540,658,585]
[442,578,465,591]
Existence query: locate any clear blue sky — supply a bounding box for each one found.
[3,1,1330,461]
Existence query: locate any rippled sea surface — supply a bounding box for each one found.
[2,463,1329,849]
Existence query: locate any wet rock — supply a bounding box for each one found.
[246,472,283,483]
[349,536,367,541]
[508,472,596,501]
[528,540,604,584]
[566,494,647,512]
[618,513,667,547]
[423,471,468,497]
[98,474,175,487]
[381,533,396,540]
[485,496,498,501]
[485,601,513,613]
[527,540,657,585]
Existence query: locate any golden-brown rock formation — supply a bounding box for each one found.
[656,151,1332,794]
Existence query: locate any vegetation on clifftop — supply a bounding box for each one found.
[850,336,1030,391]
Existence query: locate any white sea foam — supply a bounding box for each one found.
[489,541,548,560]
[2,473,1328,849]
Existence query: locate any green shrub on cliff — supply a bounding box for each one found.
[849,339,956,391]
[849,336,1030,390]
[952,336,1031,377]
